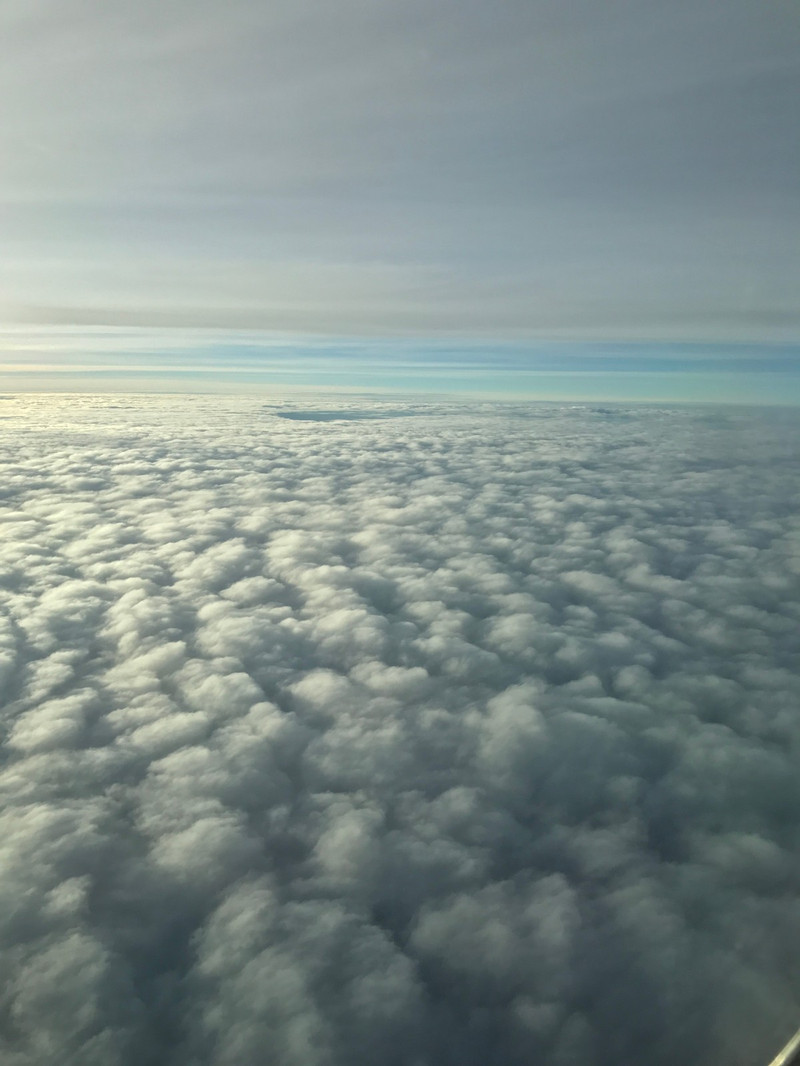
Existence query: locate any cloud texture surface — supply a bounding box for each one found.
[0,395,799,1065]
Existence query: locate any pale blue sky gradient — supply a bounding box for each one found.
[2,329,798,403]
[0,0,798,393]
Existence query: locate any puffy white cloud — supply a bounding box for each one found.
[0,393,798,1065]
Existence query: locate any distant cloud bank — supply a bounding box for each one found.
[0,395,798,1065]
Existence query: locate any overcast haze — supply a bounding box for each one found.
[1,0,799,352]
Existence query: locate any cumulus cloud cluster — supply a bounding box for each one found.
[0,394,798,1066]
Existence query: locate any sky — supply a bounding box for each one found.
[2,7,799,1059]
[0,0,799,395]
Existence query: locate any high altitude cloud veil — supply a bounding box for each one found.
[1,0,798,339]
[0,395,798,1066]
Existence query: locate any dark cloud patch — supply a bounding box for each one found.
[0,395,799,1066]
[269,409,420,422]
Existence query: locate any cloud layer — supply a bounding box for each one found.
[1,0,798,338]
[1,394,799,1065]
